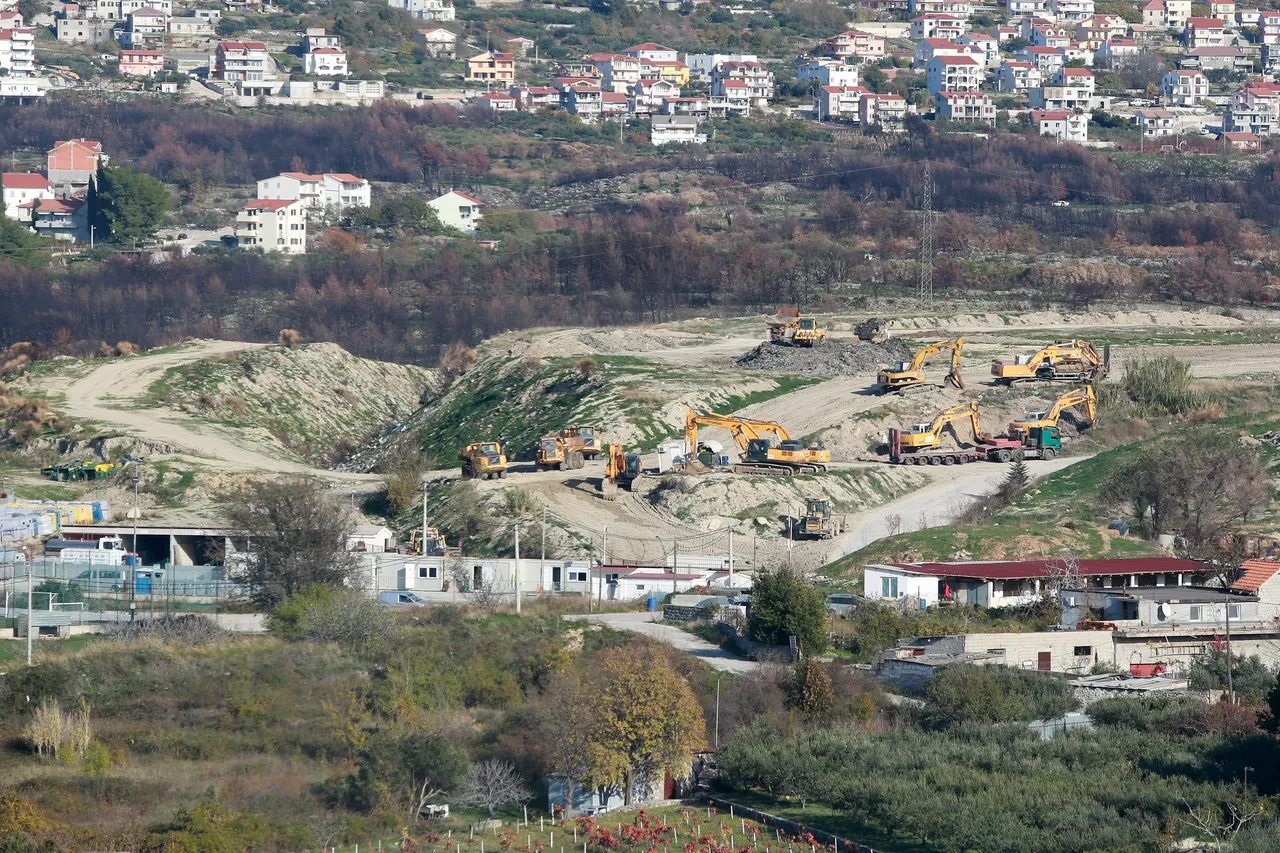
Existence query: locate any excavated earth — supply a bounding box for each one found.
[734,339,914,375]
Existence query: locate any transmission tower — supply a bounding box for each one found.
[917,162,934,310]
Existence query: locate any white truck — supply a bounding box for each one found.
[48,536,129,565]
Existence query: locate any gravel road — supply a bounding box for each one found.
[564,612,759,672]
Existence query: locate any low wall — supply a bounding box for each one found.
[663,605,707,623]
[699,796,886,853]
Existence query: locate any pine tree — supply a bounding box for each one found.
[999,460,1030,503]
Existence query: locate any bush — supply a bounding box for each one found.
[268,585,397,650]
[1099,354,1204,416]
[923,664,1078,726]
[1188,650,1275,704]
[747,568,827,655]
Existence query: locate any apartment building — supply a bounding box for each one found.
[926,54,981,94]
[934,90,996,123]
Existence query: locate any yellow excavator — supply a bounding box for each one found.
[895,401,982,453]
[602,443,642,499]
[991,340,1110,385]
[888,401,1025,464]
[1008,386,1097,440]
[877,337,965,393]
[684,409,830,476]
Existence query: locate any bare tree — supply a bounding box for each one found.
[470,576,513,613]
[1182,798,1262,852]
[454,760,532,816]
[884,513,902,537]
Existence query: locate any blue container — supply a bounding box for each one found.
[91,502,104,522]
[648,595,659,612]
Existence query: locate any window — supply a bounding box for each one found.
[635,584,645,591]
[1229,604,1241,620]
[881,576,898,598]
[1189,605,1202,621]
[1073,646,1092,656]
[418,565,438,579]
[567,571,586,582]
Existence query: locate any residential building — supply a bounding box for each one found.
[55,12,112,42]
[911,13,966,39]
[1224,106,1273,135]
[304,46,347,76]
[1161,68,1207,104]
[1232,80,1280,119]
[91,0,171,19]
[509,84,558,109]
[22,197,89,242]
[1132,107,1177,136]
[167,16,212,37]
[256,172,371,210]
[415,28,455,58]
[504,36,533,57]
[1052,65,1095,94]
[1220,129,1260,151]
[2,173,51,220]
[864,557,1210,609]
[584,53,640,93]
[1047,0,1093,23]
[1031,109,1088,141]
[651,115,705,145]
[1186,16,1226,47]
[956,33,999,65]
[47,139,107,187]
[1027,83,1096,109]
[1096,37,1139,64]
[236,199,307,254]
[914,36,965,66]
[0,76,44,99]
[1260,10,1280,43]
[1211,0,1234,17]
[935,89,995,123]
[908,0,971,18]
[475,91,516,112]
[1183,45,1249,72]
[822,29,885,62]
[1126,23,1162,46]
[816,84,869,119]
[427,190,483,232]
[926,54,981,94]
[322,175,371,208]
[1006,0,1048,18]
[684,52,758,78]
[210,40,271,82]
[1030,23,1072,46]
[995,59,1042,90]
[563,84,603,120]
[1075,13,1126,47]
[622,42,677,63]
[118,48,163,75]
[1143,0,1190,28]
[119,6,165,48]
[638,58,689,86]
[711,59,773,105]
[466,52,514,83]
[629,78,679,112]
[386,0,455,21]
[600,91,629,115]
[796,57,860,88]
[1060,40,1096,65]
[859,92,907,130]
[709,79,751,114]
[0,11,20,25]
[660,96,709,117]
[0,27,34,75]
[1016,44,1066,74]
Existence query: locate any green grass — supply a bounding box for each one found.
[712,790,935,853]
[984,327,1280,348]
[0,635,103,665]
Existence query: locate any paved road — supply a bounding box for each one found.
[565,612,759,672]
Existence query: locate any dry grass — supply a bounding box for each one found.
[223,395,248,415]
[279,328,303,348]
[334,386,360,405]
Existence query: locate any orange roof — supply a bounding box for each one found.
[2,172,50,189]
[245,199,299,210]
[1232,560,1280,592]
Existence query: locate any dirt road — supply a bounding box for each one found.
[564,612,759,672]
[45,340,377,481]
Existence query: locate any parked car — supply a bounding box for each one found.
[825,593,861,617]
[378,590,428,607]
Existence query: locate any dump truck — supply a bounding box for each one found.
[876,337,964,394]
[887,402,1024,465]
[795,497,846,540]
[536,435,585,471]
[559,426,601,458]
[685,409,829,476]
[459,442,508,479]
[991,340,1110,385]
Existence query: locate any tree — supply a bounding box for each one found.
[786,659,834,724]
[1189,650,1275,704]
[747,568,828,655]
[337,731,469,819]
[92,164,171,244]
[0,214,45,268]
[997,460,1030,504]
[454,760,532,816]
[543,644,704,805]
[223,478,358,608]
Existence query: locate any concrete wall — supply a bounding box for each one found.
[864,566,938,606]
[959,630,1107,673]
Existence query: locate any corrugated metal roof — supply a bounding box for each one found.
[884,557,1204,580]
[1231,560,1280,592]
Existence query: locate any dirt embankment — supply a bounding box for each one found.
[734,339,914,375]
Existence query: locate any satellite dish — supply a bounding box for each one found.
[1157,603,1170,621]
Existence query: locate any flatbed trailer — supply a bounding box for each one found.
[888,429,1025,465]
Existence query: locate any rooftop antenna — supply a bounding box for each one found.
[917,161,934,311]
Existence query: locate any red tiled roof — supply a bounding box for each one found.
[324,173,364,183]
[933,55,978,64]
[52,138,102,152]
[1059,67,1093,75]
[1025,45,1062,53]
[26,197,82,213]
[1032,110,1072,120]
[310,47,343,54]
[1223,131,1259,141]
[245,199,298,210]
[2,172,50,189]
[1187,16,1224,25]
[922,37,958,47]
[1003,60,1034,68]
[120,49,164,56]
[280,172,322,181]
[601,92,628,102]
[885,557,1205,581]
[1231,560,1279,592]
[624,42,672,51]
[449,191,484,205]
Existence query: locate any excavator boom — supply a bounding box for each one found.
[1008,386,1097,438]
[684,409,827,476]
[991,340,1109,384]
[877,338,964,392]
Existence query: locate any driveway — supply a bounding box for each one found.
[565,612,759,672]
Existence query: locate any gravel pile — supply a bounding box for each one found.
[735,339,914,375]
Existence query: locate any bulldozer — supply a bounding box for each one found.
[876,337,964,394]
[767,312,827,347]
[684,409,830,476]
[409,527,459,557]
[991,340,1110,385]
[602,443,642,500]
[1008,386,1097,440]
[458,442,508,480]
[536,435,585,470]
[559,426,601,458]
[855,318,889,343]
[795,497,846,540]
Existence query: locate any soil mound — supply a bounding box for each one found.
[735,339,913,375]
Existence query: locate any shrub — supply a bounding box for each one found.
[747,568,828,655]
[1099,354,1204,416]
[278,328,302,348]
[576,357,597,378]
[268,586,397,650]
[439,343,477,382]
[923,664,1078,726]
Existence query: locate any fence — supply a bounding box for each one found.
[699,797,885,853]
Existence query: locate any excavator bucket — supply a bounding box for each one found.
[946,370,964,390]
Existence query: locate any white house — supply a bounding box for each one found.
[1006,0,1048,17]
[2,172,51,220]
[427,190,484,232]
[1031,109,1088,142]
[1047,0,1094,23]
[909,0,971,18]
[1143,0,1190,28]
[995,60,1042,91]
[816,84,869,119]
[684,52,758,78]
[256,172,371,210]
[934,90,996,123]
[651,115,705,145]
[0,27,35,75]
[630,78,679,112]
[387,0,455,21]
[1095,38,1139,64]
[822,30,886,62]
[911,13,966,39]
[796,57,860,88]
[711,59,773,105]
[955,33,999,66]
[859,92,908,130]
[415,27,456,58]
[622,41,677,62]
[1016,44,1066,74]
[1161,68,1207,105]
[304,46,347,76]
[235,199,307,255]
[914,37,965,66]
[926,54,981,94]
[475,91,517,112]
[1132,107,1177,136]
[348,525,395,553]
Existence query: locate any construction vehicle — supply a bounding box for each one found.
[1016,426,1063,461]
[558,426,602,458]
[408,527,459,557]
[458,442,508,479]
[887,401,1023,465]
[795,497,846,540]
[684,409,829,476]
[990,340,1110,385]
[41,460,117,482]
[876,337,965,394]
[1008,386,1097,440]
[767,311,827,347]
[536,435,584,471]
[602,444,642,500]
[856,318,889,343]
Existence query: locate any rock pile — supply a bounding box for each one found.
[735,339,914,375]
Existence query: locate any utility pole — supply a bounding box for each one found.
[540,503,547,593]
[421,481,428,556]
[727,528,734,588]
[1225,598,1234,704]
[514,522,521,614]
[672,540,678,598]
[25,560,32,666]
[917,161,934,310]
[714,672,724,749]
